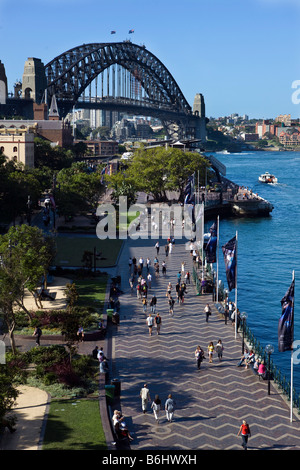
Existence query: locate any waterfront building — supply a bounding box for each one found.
[278,128,300,148]
[255,120,277,138]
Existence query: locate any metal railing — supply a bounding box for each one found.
[242,321,300,414]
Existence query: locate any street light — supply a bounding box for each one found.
[240,311,248,354]
[265,343,274,395]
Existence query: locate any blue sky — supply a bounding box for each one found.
[1,0,299,119]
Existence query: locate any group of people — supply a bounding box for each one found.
[223,298,242,328]
[92,345,109,379]
[140,383,176,423]
[195,339,224,368]
[237,348,267,377]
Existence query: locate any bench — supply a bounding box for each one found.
[249,362,273,381]
[34,287,56,301]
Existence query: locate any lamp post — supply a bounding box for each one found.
[52,174,56,229]
[240,311,248,354]
[265,343,274,395]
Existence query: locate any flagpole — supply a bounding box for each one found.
[235,230,238,340]
[290,269,295,422]
[216,216,219,303]
[202,201,204,283]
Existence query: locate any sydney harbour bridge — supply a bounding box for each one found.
[2,41,207,141]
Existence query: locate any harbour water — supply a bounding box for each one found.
[206,150,300,395]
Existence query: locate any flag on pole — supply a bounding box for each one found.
[278,279,295,352]
[206,222,218,263]
[129,29,134,33]
[222,236,236,291]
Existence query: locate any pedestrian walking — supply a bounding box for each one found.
[150,294,157,314]
[165,244,169,257]
[139,256,144,271]
[237,420,251,450]
[155,312,162,334]
[33,326,42,346]
[216,339,224,361]
[77,326,84,342]
[136,282,141,299]
[140,384,151,413]
[165,394,176,422]
[129,274,134,293]
[162,261,167,276]
[146,257,151,272]
[128,257,133,272]
[208,341,214,363]
[168,296,175,316]
[178,286,184,304]
[224,305,229,324]
[147,272,152,289]
[151,395,162,423]
[204,303,211,322]
[166,282,172,298]
[142,297,148,313]
[195,345,205,369]
[146,313,154,336]
[155,241,160,255]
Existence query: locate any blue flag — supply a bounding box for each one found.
[278,279,295,352]
[206,234,217,263]
[222,236,236,291]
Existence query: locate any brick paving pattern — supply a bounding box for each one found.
[109,237,300,451]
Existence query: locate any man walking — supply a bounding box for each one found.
[155,312,162,334]
[146,313,154,336]
[140,383,151,413]
[150,294,157,314]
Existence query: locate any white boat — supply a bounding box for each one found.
[258,172,278,184]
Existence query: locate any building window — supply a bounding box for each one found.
[13,146,18,152]
[0,146,4,153]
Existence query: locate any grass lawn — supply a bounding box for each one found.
[75,275,108,312]
[54,236,123,267]
[42,398,107,450]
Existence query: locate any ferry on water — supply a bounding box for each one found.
[258,172,278,184]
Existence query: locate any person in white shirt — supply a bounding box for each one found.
[140,384,151,413]
[146,314,154,336]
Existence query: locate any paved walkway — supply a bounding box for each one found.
[108,236,300,451]
[0,386,50,450]
[2,233,300,451]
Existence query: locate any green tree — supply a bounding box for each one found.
[121,146,210,202]
[34,138,74,170]
[105,171,137,208]
[0,355,27,431]
[0,226,55,352]
[56,162,104,218]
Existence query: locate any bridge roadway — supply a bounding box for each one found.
[107,236,300,451]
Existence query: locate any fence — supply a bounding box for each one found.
[242,321,300,414]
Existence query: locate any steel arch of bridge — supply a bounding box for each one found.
[45,42,193,118]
